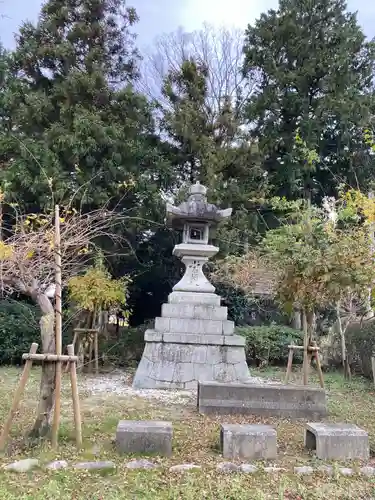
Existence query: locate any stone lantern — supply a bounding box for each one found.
[133,182,250,389]
[167,181,231,294]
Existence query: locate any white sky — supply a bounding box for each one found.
[0,0,374,50]
[182,0,275,31]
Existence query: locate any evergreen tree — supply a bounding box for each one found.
[0,0,169,216]
[242,0,375,202]
[161,58,267,253]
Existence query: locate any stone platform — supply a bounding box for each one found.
[198,381,327,419]
[132,291,250,389]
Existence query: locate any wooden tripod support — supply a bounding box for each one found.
[284,341,325,388]
[70,328,99,374]
[0,342,82,452]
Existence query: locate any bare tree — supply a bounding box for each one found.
[138,23,257,117]
[0,205,125,438]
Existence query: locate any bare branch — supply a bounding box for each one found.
[0,206,127,298]
[137,24,259,117]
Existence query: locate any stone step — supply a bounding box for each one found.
[144,330,246,346]
[168,291,221,306]
[162,303,228,321]
[154,317,234,335]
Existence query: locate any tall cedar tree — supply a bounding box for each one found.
[161,58,267,253]
[242,0,375,203]
[0,0,169,219]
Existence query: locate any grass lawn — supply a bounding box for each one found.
[0,365,375,499]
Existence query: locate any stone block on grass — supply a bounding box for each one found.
[220,424,277,460]
[116,420,173,457]
[305,422,369,460]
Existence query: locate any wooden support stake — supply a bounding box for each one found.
[67,344,82,448]
[52,204,62,449]
[312,341,325,389]
[284,346,294,384]
[94,330,99,375]
[372,356,375,387]
[0,343,38,452]
[22,353,78,362]
[302,311,309,385]
[88,339,93,374]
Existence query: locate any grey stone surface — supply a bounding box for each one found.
[360,466,375,476]
[162,303,228,320]
[72,461,115,470]
[198,382,327,419]
[294,466,314,475]
[240,463,258,473]
[116,420,173,457]
[168,291,221,306]
[144,331,245,347]
[221,424,277,460]
[5,459,39,473]
[216,462,240,473]
[125,459,159,469]
[264,466,286,473]
[154,317,236,336]
[339,467,353,476]
[46,460,68,470]
[305,423,369,460]
[133,340,249,390]
[169,463,201,472]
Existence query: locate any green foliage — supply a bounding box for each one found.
[243,0,375,202]
[161,56,267,254]
[236,324,303,366]
[214,281,286,326]
[0,300,40,364]
[0,0,170,219]
[68,265,130,315]
[345,319,375,378]
[261,200,375,313]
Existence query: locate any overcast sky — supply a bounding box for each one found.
[1,0,375,51]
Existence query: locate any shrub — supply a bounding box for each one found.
[0,300,40,365]
[345,319,375,378]
[214,281,288,326]
[236,324,303,367]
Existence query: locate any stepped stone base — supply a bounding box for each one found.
[133,293,250,390]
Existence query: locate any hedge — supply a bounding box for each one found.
[0,300,41,365]
[236,324,303,367]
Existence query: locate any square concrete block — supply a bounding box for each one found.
[116,420,173,456]
[221,424,277,460]
[305,423,369,460]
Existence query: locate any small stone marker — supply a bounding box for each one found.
[360,466,375,476]
[116,420,173,457]
[220,424,277,460]
[169,463,201,472]
[216,462,240,473]
[240,463,258,473]
[305,422,369,460]
[339,467,353,476]
[125,459,159,470]
[46,460,68,470]
[72,461,115,470]
[4,458,39,473]
[294,466,314,475]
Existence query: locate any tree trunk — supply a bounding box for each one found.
[29,293,56,439]
[291,308,302,330]
[336,302,351,380]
